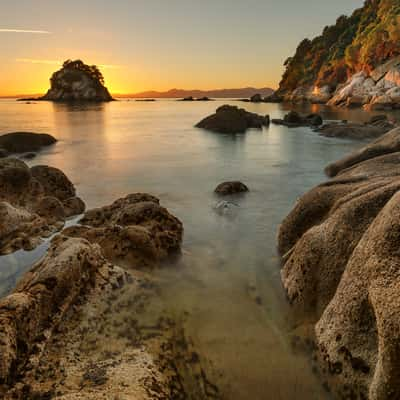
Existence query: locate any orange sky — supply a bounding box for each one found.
[0,0,363,96]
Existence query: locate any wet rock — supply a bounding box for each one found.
[278,125,400,398]
[271,111,323,127]
[0,132,56,153]
[0,158,85,254]
[63,193,183,267]
[214,181,249,195]
[196,105,269,134]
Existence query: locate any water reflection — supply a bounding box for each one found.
[0,99,377,399]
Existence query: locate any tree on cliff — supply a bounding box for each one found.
[277,0,400,94]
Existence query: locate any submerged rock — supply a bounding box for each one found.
[40,59,114,102]
[0,158,84,254]
[196,105,269,134]
[214,181,249,195]
[0,132,56,154]
[278,125,400,398]
[271,111,323,128]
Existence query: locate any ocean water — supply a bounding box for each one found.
[0,99,383,398]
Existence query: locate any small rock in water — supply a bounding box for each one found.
[214,181,249,195]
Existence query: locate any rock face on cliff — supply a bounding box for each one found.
[274,0,400,108]
[0,158,84,254]
[278,126,400,399]
[40,60,114,102]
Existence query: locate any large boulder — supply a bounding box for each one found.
[278,126,400,399]
[63,193,183,268]
[0,158,85,254]
[0,132,56,154]
[40,59,113,102]
[196,105,269,134]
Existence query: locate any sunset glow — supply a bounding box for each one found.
[0,0,363,96]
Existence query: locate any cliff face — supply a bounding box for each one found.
[276,0,400,108]
[41,60,114,102]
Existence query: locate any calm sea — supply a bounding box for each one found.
[0,98,388,399]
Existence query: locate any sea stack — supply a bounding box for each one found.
[40,59,114,102]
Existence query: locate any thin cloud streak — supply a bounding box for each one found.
[16,58,124,69]
[0,28,51,34]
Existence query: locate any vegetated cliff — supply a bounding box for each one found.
[40,59,114,102]
[274,0,400,108]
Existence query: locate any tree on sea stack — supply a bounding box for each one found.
[40,59,114,102]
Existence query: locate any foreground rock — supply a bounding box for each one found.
[214,181,249,195]
[278,125,400,399]
[271,111,323,127]
[0,158,84,254]
[196,105,270,134]
[0,180,220,399]
[0,132,56,156]
[317,115,396,140]
[63,193,183,268]
[0,234,217,399]
[39,59,113,102]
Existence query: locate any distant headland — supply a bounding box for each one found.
[112,87,274,99]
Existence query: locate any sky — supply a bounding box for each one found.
[0,0,364,96]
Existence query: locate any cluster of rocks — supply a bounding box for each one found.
[196,105,270,134]
[0,158,85,254]
[271,111,323,128]
[317,114,396,140]
[278,125,400,399]
[0,133,192,397]
[240,93,271,103]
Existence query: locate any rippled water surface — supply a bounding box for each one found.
[0,98,385,398]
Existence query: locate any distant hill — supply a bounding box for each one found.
[119,87,274,99]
